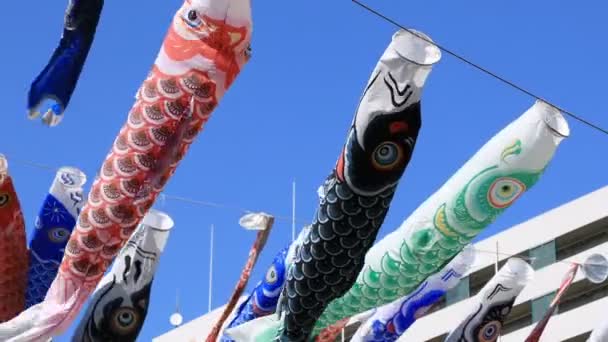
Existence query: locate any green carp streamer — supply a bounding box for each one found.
[313,139,547,333]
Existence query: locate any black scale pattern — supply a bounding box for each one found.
[280,175,395,341]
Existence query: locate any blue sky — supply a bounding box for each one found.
[1,0,606,340]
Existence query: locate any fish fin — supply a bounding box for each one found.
[223,314,283,342]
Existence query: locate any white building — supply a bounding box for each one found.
[153,296,248,342]
[154,186,608,341]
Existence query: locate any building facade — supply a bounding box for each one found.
[396,185,608,342]
[154,186,608,341]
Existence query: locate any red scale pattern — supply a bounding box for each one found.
[0,171,28,322]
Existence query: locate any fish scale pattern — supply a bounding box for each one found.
[25,256,57,307]
[314,164,542,332]
[0,158,28,322]
[282,176,396,341]
[0,1,253,339]
[313,99,569,334]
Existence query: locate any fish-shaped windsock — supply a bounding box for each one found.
[241,29,441,341]
[222,227,311,342]
[0,0,253,340]
[0,155,28,322]
[72,209,174,341]
[222,246,289,338]
[25,167,86,308]
[312,100,570,335]
[207,214,275,341]
[588,318,608,342]
[351,245,475,342]
[28,0,104,126]
[445,258,533,342]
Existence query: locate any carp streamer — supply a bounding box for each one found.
[27,0,104,126]
[0,0,253,340]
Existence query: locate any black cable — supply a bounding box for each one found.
[352,0,608,136]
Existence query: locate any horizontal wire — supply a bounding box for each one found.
[474,248,600,268]
[351,0,608,136]
[3,154,309,225]
[6,155,608,261]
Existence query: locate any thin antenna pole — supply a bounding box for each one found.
[496,241,501,342]
[208,224,214,313]
[292,180,296,242]
[495,241,499,274]
[176,288,180,312]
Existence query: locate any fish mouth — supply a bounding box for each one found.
[142,209,174,232]
[57,167,87,188]
[536,100,570,138]
[391,29,442,67]
[0,154,7,176]
[27,95,65,127]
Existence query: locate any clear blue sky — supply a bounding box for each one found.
[1,0,606,340]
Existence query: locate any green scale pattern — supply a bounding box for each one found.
[312,140,546,334]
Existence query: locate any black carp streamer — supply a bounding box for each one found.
[278,29,441,341]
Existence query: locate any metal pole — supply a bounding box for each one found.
[208,224,214,313]
[495,241,499,274]
[292,180,296,242]
[496,241,501,342]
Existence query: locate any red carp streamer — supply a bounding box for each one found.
[0,155,28,322]
[315,318,349,342]
[0,0,253,340]
[524,263,578,342]
[207,214,275,341]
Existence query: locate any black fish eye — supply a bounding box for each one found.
[371,142,402,170]
[477,320,501,341]
[119,311,133,325]
[110,307,139,334]
[0,193,9,207]
[187,10,197,21]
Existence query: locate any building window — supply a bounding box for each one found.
[469,266,495,297]
[502,301,532,334]
[446,276,470,305]
[559,278,608,314]
[556,218,608,261]
[529,240,556,270]
[531,291,556,323]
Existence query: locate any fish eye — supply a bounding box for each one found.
[477,320,501,341]
[371,142,403,170]
[488,177,526,209]
[182,8,202,27]
[265,266,278,285]
[0,193,9,207]
[110,307,139,334]
[47,227,71,243]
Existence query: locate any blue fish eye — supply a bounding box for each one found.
[47,227,70,243]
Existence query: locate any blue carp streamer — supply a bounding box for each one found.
[221,246,289,341]
[25,167,86,307]
[352,247,474,341]
[27,0,103,126]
